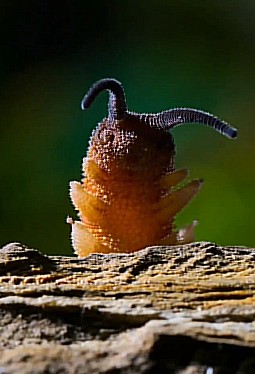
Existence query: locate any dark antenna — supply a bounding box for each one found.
[81,78,127,121]
[81,78,237,139]
[137,108,237,139]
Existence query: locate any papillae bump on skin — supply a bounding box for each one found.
[68,78,237,256]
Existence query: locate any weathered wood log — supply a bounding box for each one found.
[0,242,255,373]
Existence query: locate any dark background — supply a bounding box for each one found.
[1,1,254,254]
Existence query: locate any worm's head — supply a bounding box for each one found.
[82,78,237,175]
[87,116,175,176]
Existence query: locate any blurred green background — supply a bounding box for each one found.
[0,0,254,254]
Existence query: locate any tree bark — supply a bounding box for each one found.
[0,241,255,373]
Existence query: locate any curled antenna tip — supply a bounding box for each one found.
[81,100,87,110]
[80,78,127,120]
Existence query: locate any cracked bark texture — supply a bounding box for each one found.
[0,242,255,374]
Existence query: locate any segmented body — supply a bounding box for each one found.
[68,79,237,256]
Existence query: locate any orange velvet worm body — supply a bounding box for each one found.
[68,78,237,256]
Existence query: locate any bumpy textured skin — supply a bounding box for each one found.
[68,79,236,256]
[69,116,201,255]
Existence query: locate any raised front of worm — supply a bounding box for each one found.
[68,79,237,256]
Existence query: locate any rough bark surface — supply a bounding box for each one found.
[0,242,255,373]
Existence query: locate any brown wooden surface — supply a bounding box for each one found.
[0,242,255,373]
